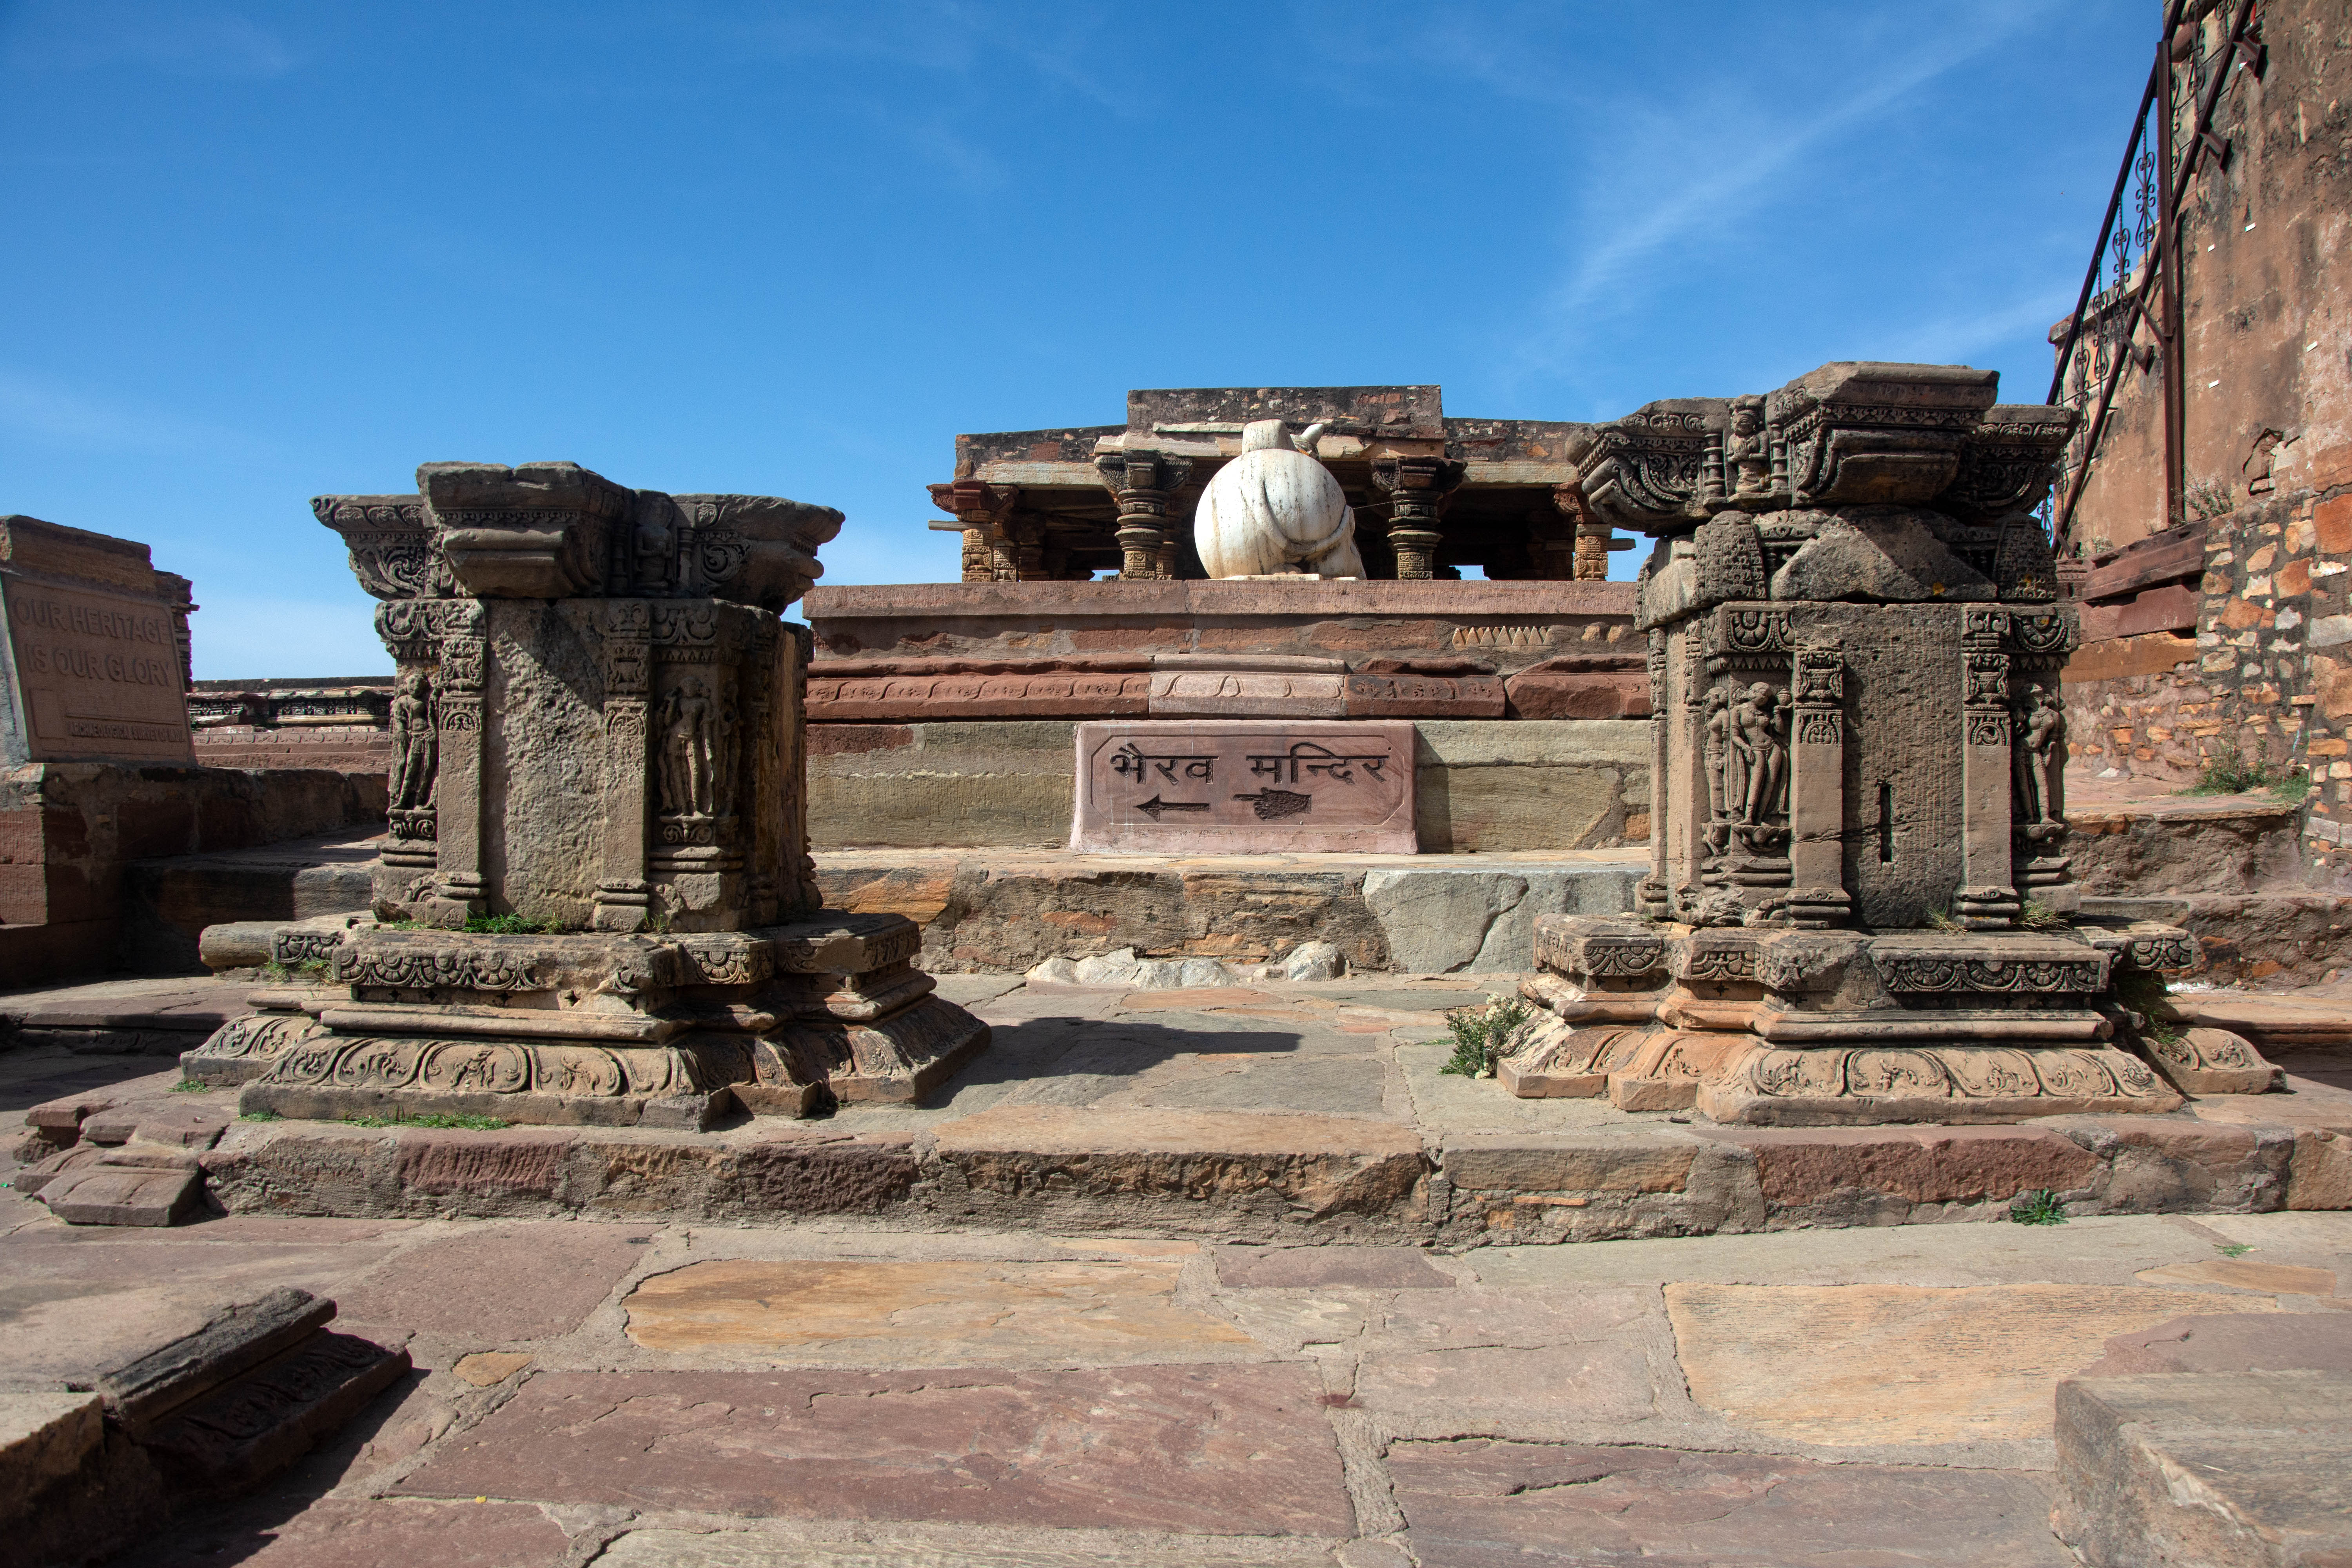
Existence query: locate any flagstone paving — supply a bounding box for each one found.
[0,1198,2328,1566]
[7,970,2352,1562]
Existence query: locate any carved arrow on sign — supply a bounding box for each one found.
[1134,795,1210,819]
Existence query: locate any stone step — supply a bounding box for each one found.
[2067,794,2307,897]
[2055,1314,2352,1566]
[194,1089,2352,1236]
[120,828,381,976]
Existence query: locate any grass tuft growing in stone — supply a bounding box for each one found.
[169,1078,209,1093]
[2186,748,2307,798]
[240,1109,283,1122]
[2008,1188,2068,1225]
[2218,1241,2253,1258]
[462,914,568,935]
[340,1112,510,1130]
[1440,994,1530,1078]
[2016,898,2065,931]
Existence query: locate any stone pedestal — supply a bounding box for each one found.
[1499,361,2281,1123]
[185,462,989,1125]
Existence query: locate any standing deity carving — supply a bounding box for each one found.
[1730,682,1791,827]
[2013,686,2066,828]
[657,676,728,818]
[389,669,438,811]
[1726,396,1772,502]
[1700,686,1734,851]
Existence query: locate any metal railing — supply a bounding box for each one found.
[2047,0,2265,555]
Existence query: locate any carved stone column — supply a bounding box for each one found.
[1956,607,2018,929]
[1636,628,1673,918]
[1372,456,1466,580]
[1093,449,1191,579]
[1786,641,1849,927]
[424,608,487,927]
[927,480,1022,583]
[1553,483,1625,581]
[592,601,653,933]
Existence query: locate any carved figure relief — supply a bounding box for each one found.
[2013,686,2066,828]
[657,676,727,818]
[1700,686,1733,852]
[1730,682,1791,828]
[388,669,438,811]
[1726,396,1771,501]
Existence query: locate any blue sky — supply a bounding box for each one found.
[1,0,2152,678]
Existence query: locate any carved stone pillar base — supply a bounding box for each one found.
[1494,914,2227,1125]
[188,914,988,1128]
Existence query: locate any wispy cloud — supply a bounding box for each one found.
[1,1,294,78]
[1512,0,2063,379]
[0,369,279,462]
[1877,287,2077,371]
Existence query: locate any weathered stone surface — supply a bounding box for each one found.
[2054,1371,2352,1568]
[1687,1124,2100,1206]
[1071,720,1416,854]
[334,1223,646,1347]
[1212,1245,1451,1289]
[1363,865,1640,973]
[1343,1285,1681,1437]
[2074,1311,2352,1379]
[928,1105,1425,1223]
[623,1258,1254,1363]
[0,1392,101,1518]
[2291,1128,2352,1210]
[397,1367,1355,1536]
[140,1329,410,1488]
[145,1498,572,1568]
[2075,1119,2294,1213]
[2134,1257,2339,1295]
[97,1285,335,1433]
[591,1529,1337,1568]
[1389,1440,2072,1567]
[1440,1136,1696,1195]
[450,1351,534,1387]
[38,1162,200,1226]
[1666,1282,2279,1446]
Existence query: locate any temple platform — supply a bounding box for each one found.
[12,972,2349,1239]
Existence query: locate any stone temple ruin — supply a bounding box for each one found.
[182,462,988,1126]
[1495,362,2279,1122]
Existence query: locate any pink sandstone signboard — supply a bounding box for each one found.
[1071,719,1417,853]
[0,516,194,765]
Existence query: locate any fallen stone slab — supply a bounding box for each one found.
[10,1143,108,1197]
[96,1285,337,1434]
[139,1329,410,1489]
[22,1090,120,1138]
[0,1392,101,1521]
[2054,1370,2352,1568]
[37,1163,200,1227]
